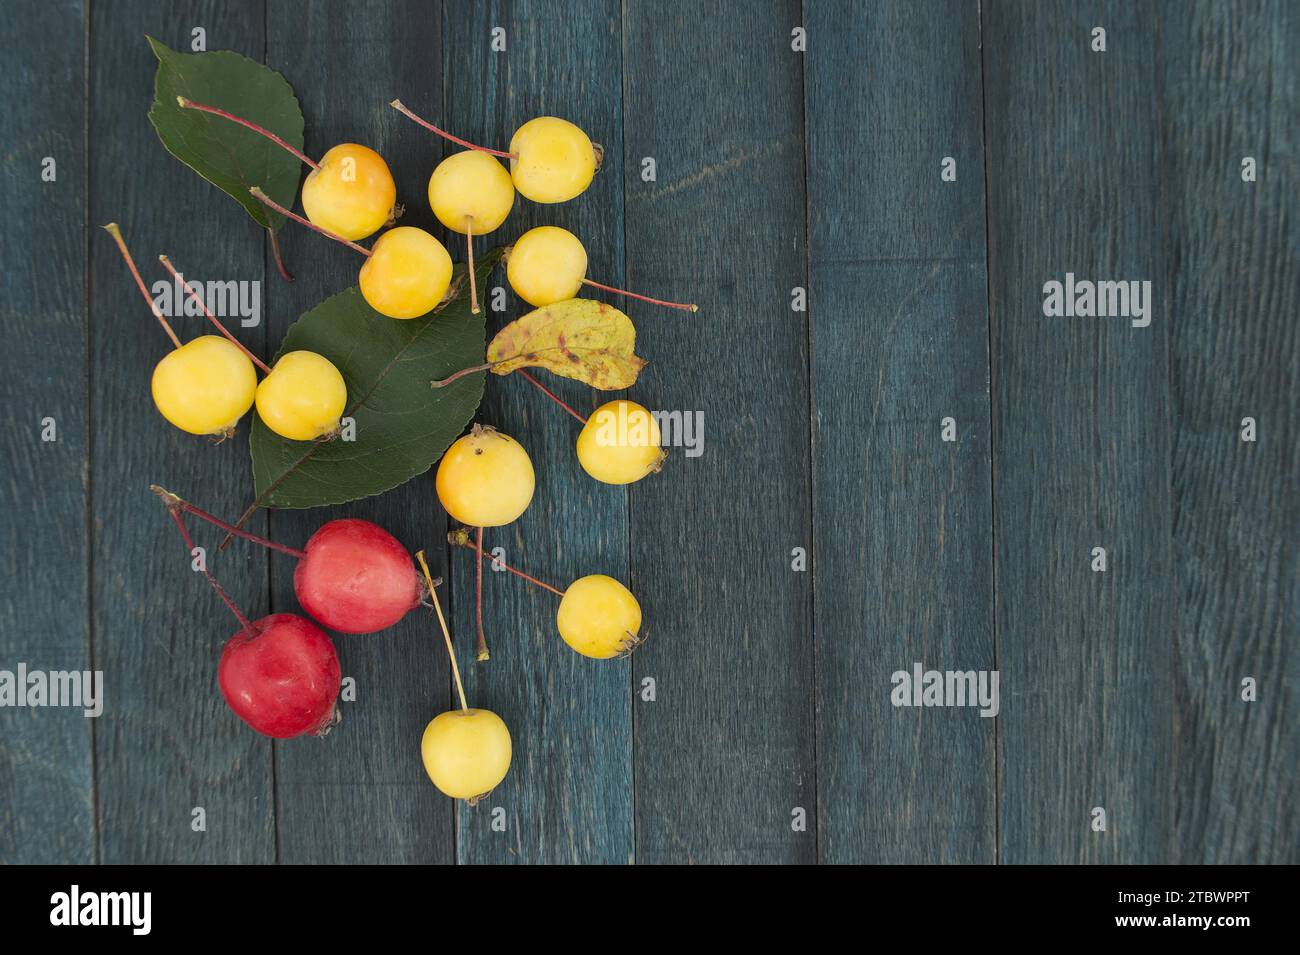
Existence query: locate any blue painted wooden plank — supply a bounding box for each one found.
[89,0,275,863]
[265,0,455,864]
[623,1,815,863]
[985,0,1174,863]
[1159,0,1299,864]
[444,0,634,865]
[0,0,93,864]
[806,0,995,864]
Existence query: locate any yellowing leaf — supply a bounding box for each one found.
[486,299,646,390]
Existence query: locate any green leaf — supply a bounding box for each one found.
[146,36,304,230]
[249,249,502,509]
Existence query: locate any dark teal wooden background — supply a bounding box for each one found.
[1,0,1295,864]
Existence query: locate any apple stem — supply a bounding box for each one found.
[389,99,517,159]
[101,224,182,349]
[431,363,491,388]
[162,505,258,639]
[449,528,566,597]
[474,526,489,661]
[581,278,698,312]
[150,485,307,559]
[517,370,588,424]
[157,255,273,374]
[268,228,295,282]
[176,96,320,170]
[415,550,469,712]
[466,219,480,315]
[249,187,372,258]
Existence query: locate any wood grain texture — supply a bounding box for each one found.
[2,0,1297,866]
[623,0,816,863]
[806,0,995,864]
[0,0,93,864]
[265,0,453,865]
[89,0,275,863]
[984,1,1175,863]
[444,0,634,865]
[1158,0,1299,864]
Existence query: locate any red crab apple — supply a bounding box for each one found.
[153,490,343,740]
[294,519,421,634]
[219,613,341,739]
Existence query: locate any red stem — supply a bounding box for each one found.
[389,99,516,159]
[249,187,372,258]
[451,530,565,597]
[177,96,320,170]
[475,526,488,661]
[157,255,273,374]
[466,220,480,315]
[517,370,588,424]
[101,224,182,348]
[165,508,258,639]
[582,278,698,312]
[269,228,295,282]
[431,363,491,388]
[151,485,307,559]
